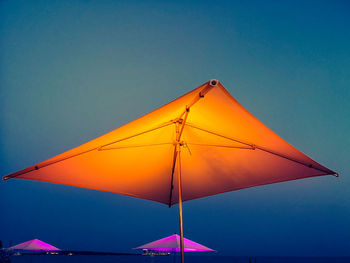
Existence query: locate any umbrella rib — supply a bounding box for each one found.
[98,121,174,149]
[186,143,253,150]
[186,123,254,147]
[98,142,173,150]
[3,121,175,180]
[254,146,336,175]
[185,123,335,175]
[177,82,215,120]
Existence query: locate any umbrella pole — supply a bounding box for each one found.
[177,146,185,263]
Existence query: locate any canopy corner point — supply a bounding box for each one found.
[2,176,9,181]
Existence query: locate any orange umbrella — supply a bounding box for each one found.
[3,79,337,263]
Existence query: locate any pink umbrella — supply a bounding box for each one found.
[8,239,60,251]
[136,234,215,253]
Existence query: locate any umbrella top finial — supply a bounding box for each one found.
[209,79,218,86]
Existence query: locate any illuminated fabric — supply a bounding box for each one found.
[8,239,60,251]
[136,234,214,252]
[3,80,336,206]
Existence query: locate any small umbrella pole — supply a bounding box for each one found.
[177,145,185,263]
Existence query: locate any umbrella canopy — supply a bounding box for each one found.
[3,79,337,263]
[136,234,214,252]
[3,80,337,206]
[8,239,60,251]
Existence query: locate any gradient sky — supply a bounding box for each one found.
[1,0,349,257]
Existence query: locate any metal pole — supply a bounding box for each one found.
[177,144,185,263]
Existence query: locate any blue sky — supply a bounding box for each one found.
[1,0,349,256]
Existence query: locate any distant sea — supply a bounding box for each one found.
[9,255,350,263]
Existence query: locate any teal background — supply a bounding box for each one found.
[1,0,349,256]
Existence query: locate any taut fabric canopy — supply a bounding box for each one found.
[8,239,60,251]
[3,80,336,206]
[136,234,214,252]
[3,79,337,263]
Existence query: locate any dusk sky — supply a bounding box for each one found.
[1,0,349,257]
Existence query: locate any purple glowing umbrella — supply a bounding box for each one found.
[135,234,215,253]
[8,239,60,251]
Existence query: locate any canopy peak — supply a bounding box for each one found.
[209,79,219,86]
